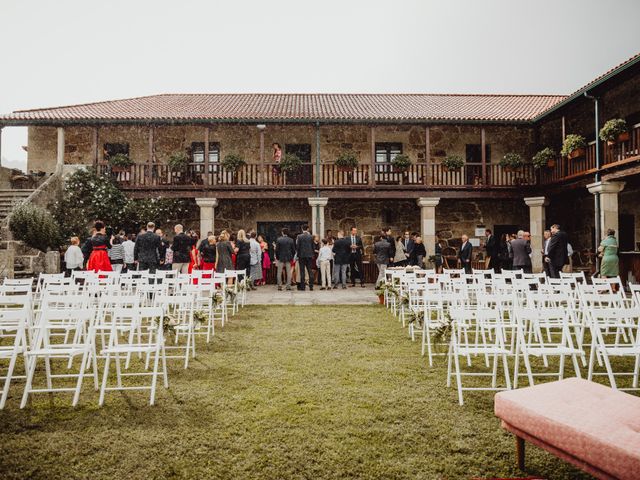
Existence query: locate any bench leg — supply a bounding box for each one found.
[516,435,525,471]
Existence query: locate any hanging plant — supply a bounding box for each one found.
[168,151,189,172]
[599,118,628,145]
[499,152,523,171]
[108,153,133,168]
[442,154,464,171]
[561,134,586,159]
[391,154,412,171]
[221,153,246,172]
[335,151,359,171]
[532,147,556,169]
[279,153,302,173]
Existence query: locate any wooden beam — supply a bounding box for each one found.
[92,127,99,166]
[516,436,525,471]
[481,127,487,184]
[204,126,210,186]
[259,127,265,186]
[561,115,566,141]
[369,126,375,186]
[147,126,154,184]
[425,126,431,185]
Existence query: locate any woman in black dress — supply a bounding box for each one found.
[235,229,251,276]
[86,221,112,272]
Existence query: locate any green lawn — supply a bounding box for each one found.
[0,305,597,479]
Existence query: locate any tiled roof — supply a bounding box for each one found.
[0,93,566,124]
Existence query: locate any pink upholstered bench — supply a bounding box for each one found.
[494,378,640,480]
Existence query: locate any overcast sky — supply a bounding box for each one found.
[1,0,639,170]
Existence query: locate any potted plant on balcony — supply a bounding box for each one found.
[391,154,411,172]
[108,153,133,172]
[221,153,246,172]
[279,153,302,173]
[532,147,556,169]
[499,152,523,172]
[599,118,629,145]
[442,154,464,172]
[561,134,587,160]
[335,151,359,172]
[168,151,189,172]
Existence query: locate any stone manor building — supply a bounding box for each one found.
[1,53,640,278]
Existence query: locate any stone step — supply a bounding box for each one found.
[0,190,34,197]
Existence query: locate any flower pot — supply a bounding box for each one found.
[546,159,556,168]
[568,147,585,160]
[443,166,462,173]
[618,132,630,142]
[378,294,384,305]
[607,140,616,146]
[393,166,410,173]
[337,166,354,173]
[110,165,130,172]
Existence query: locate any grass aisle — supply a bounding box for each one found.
[0,305,589,479]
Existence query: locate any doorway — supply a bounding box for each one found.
[619,214,635,251]
[257,221,307,260]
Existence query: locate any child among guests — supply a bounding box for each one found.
[64,236,84,276]
[317,239,333,290]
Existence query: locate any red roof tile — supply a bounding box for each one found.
[0,94,566,124]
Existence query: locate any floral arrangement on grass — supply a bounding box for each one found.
[221,153,246,172]
[279,153,302,172]
[499,152,524,170]
[107,153,133,168]
[531,147,556,169]
[442,154,464,171]
[335,152,359,170]
[391,154,412,171]
[561,134,586,158]
[168,151,189,172]
[599,118,628,143]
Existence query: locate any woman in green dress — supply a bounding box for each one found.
[598,228,619,278]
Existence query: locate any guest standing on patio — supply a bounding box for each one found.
[108,235,125,273]
[348,226,365,287]
[235,229,251,277]
[122,234,136,272]
[249,232,262,289]
[171,224,193,274]
[134,222,162,273]
[511,230,532,273]
[258,234,270,285]
[545,224,569,278]
[296,225,315,291]
[199,234,217,272]
[373,235,392,286]
[86,221,112,272]
[188,231,200,274]
[317,238,333,290]
[393,236,407,266]
[332,230,351,289]
[275,227,296,291]
[64,237,84,276]
[598,229,619,280]
[409,236,426,267]
[458,234,472,274]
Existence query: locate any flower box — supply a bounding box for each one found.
[568,147,586,160]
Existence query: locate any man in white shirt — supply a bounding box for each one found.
[316,239,333,290]
[122,234,136,272]
[541,229,551,276]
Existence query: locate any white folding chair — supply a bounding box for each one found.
[0,305,30,408]
[154,294,195,369]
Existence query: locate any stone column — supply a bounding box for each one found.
[524,196,549,272]
[308,197,329,237]
[195,198,218,237]
[587,181,626,236]
[56,127,65,173]
[416,197,440,257]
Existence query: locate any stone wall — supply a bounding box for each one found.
[28,123,536,173]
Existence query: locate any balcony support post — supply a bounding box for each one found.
[147,125,154,185]
[481,127,487,185]
[416,197,440,258]
[195,198,219,237]
[92,127,99,167]
[425,126,431,186]
[56,127,65,174]
[315,122,321,196]
[369,126,375,186]
[204,126,210,186]
[523,196,549,272]
[308,197,329,237]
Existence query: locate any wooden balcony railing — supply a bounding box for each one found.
[98,125,640,192]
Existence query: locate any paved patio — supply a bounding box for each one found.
[246,284,379,305]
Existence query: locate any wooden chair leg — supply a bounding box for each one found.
[516,435,525,470]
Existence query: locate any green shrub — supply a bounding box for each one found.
[221,153,247,172]
[599,118,627,142]
[391,154,411,170]
[168,151,189,172]
[335,152,359,169]
[442,154,464,170]
[279,153,302,172]
[9,203,61,252]
[532,147,556,169]
[499,152,523,169]
[561,134,586,157]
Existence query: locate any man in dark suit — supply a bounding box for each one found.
[348,226,365,287]
[171,224,193,274]
[401,230,414,266]
[134,222,162,273]
[275,227,296,291]
[383,227,396,265]
[332,230,351,289]
[545,224,569,278]
[511,230,532,273]
[458,234,473,274]
[296,225,315,291]
[484,228,498,271]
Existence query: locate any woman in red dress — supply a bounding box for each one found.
[258,235,271,285]
[199,235,217,275]
[86,221,112,272]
